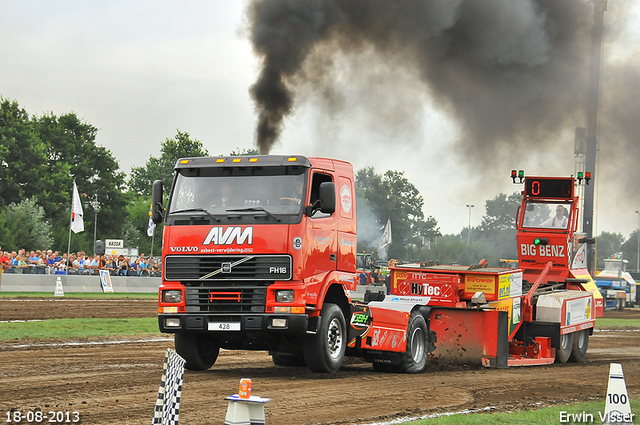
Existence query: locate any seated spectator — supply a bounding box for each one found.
[28,251,39,274]
[46,251,57,275]
[73,253,88,274]
[105,255,117,275]
[117,255,129,276]
[139,255,149,277]
[0,250,10,273]
[15,255,28,274]
[55,253,68,272]
[86,255,102,275]
[128,257,139,276]
[66,254,77,274]
[36,251,46,274]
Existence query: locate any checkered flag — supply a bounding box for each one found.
[152,348,186,425]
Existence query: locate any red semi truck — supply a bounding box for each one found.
[151,157,601,373]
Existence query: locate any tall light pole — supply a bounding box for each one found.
[91,194,100,256]
[582,0,607,275]
[635,210,639,273]
[466,204,474,244]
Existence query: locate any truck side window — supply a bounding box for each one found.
[310,172,333,219]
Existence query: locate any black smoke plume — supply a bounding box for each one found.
[247,0,639,190]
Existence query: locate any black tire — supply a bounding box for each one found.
[569,329,589,362]
[555,332,573,363]
[303,303,346,373]
[397,311,429,373]
[271,350,305,367]
[175,333,220,371]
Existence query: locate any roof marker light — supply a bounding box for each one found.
[288,157,297,162]
[232,158,241,163]
[216,158,225,163]
[249,158,258,162]
[180,160,189,164]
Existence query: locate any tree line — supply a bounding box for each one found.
[1,97,636,270]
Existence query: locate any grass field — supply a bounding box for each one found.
[412,398,639,424]
[0,291,157,299]
[0,318,161,340]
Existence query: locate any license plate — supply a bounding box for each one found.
[208,322,241,331]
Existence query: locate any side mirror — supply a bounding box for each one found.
[318,182,336,214]
[151,180,164,224]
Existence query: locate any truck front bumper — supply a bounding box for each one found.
[158,313,309,335]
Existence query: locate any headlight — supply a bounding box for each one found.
[163,290,182,303]
[275,290,294,303]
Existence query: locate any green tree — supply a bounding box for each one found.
[229,147,259,156]
[356,167,439,260]
[0,98,50,210]
[0,99,126,252]
[128,130,208,197]
[0,198,53,251]
[35,112,128,252]
[621,230,639,273]
[469,192,522,265]
[123,196,164,258]
[596,231,625,269]
[476,192,522,236]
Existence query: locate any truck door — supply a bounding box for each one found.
[304,171,338,277]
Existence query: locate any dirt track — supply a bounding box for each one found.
[1,298,640,425]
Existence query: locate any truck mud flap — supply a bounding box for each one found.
[428,308,508,368]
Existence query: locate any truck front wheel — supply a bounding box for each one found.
[303,303,346,373]
[555,332,573,363]
[569,329,589,362]
[175,333,220,371]
[398,311,429,373]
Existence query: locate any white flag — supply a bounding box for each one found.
[70,181,84,233]
[147,216,156,237]
[378,219,392,250]
[147,204,156,237]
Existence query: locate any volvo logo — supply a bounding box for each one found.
[199,256,254,280]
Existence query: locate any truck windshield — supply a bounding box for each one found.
[168,169,306,218]
[522,201,571,229]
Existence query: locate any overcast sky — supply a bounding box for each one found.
[2,1,639,241]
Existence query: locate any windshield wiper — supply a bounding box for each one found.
[170,208,220,222]
[226,206,281,222]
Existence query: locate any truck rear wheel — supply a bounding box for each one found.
[569,329,589,362]
[398,311,429,373]
[555,332,573,363]
[303,303,346,373]
[175,333,220,371]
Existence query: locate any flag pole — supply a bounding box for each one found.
[66,180,74,267]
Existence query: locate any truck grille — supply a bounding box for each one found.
[164,254,292,281]
[185,286,267,313]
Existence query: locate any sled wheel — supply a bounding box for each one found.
[303,303,346,373]
[175,333,220,371]
[397,311,429,373]
[569,329,589,362]
[555,332,573,363]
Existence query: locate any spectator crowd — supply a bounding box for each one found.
[0,245,161,277]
